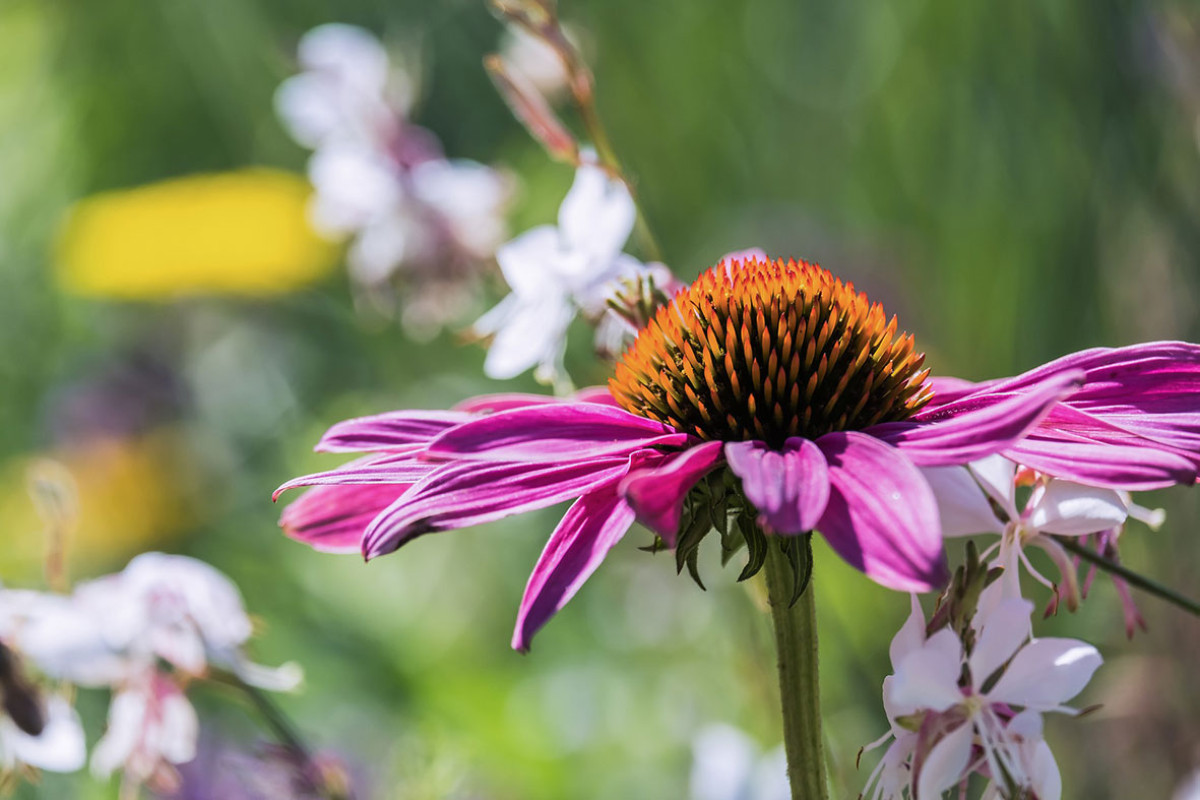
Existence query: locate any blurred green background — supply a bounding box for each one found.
[2,0,1199,797]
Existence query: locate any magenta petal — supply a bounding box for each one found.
[272,451,434,500]
[1006,435,1196,491]
[815,432,948,592]
[426,403,689,463]
[725,438,830,535]
[316,410,471,453]
[280,484,408,553]
[361,456,631,558]
[619,441,724,544]
[511,487,636,652]
[872,370,1083,466]
[452,393,562,414]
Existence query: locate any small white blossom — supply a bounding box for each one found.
[922,455,1161,611]
[864,593,1101,799]
[90,669,198,796]
[474,160,655,386]
[7,553,300,692]
[276,24,513,332]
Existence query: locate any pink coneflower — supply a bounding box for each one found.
[276,255,1198,651]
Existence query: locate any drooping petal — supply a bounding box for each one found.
[619,442,723,544]
[511,487,636,651]
[272,451,433,499]
[427,402,689,463]
[1006,433,1196,491]
[316,410,470,452]
[280,483,408,553]
[361,456,631,558]
[1026,479,1129,536]
[872,370,1083,467]
[482,292,575,380]
[970,342,1200,465]
[725,438,831,535]
[890,628,964,712]
[969,598,1034,687]
[986,638,1102,711]
[915,722,974,800]
[815,432,948,592]
[920,465,1004,538]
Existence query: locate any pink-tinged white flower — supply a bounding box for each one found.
[0,694,86,774]
[689,724,788,800]
[865,595,1100,799]
[91,669,198,797]
[472,160,658,386]
[6,553,301,692]
[922,456,1164,627]
[277,255,1200,651]
[276,24,513,334]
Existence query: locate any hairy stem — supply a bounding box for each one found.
[763,546,829,800]
[1057,537,1200,616]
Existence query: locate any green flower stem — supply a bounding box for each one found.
[763,545,829,800]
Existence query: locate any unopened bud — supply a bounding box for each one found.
[485,54,579,163]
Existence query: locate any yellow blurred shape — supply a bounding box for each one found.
[0,431,193,580]
[57,169,337,299]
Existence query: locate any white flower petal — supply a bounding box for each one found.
[482,295,573,380]
[307,144,402,233]
[921,465,1005,538]
[916,723,973,800]
[1028,740,1062,800]
[1027,480,1129,536]
[91,687,147,778]
[889,594,928,671]
[556,163,635,265]
[968,597,1034,686]
[6,696,86,773]
[495,226,565,298]
[231,659,304,692]
[987,638,1102,711]
[968,455,1019,519]
[891,629,964,713]
[297,24,389,96]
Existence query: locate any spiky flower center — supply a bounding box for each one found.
[610,257,932,446]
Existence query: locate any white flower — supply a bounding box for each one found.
[4,553,301,691]
[689,724,788,800]
[474,160,652,384]
[276,24,513,330]
[274,24,403,151]
[921,455,1160,607]
[91,669,198,795]
[863,594,1100,799]
[0,694,86,774]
